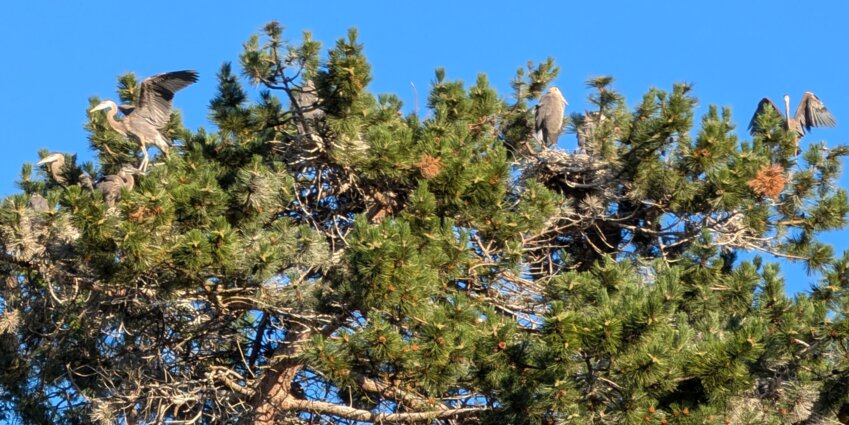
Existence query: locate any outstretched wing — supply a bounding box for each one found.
[136,70,199,129]
[118,104,136,115]
[748,97,783,135]
[795,91,837,132]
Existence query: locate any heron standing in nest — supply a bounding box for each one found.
[534,87,568,148]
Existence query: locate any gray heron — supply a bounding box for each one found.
[96,167,136,207]
[79,172,94,191]
[575,110,606,154]
[90,70,198,172]
[292,79,324,121]
[28,193,49,211]
[37,152,68,185]
[36,156,136,206]
[534,86,568,147]
[749,92,837,155]
[37,152,94,189]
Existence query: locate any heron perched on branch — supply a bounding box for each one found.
[28,193,49,212]
[37,152,136,206]
[37,152,69,185]
[291,79,324,121]
[90,70,198,172]
[574,111,607,154]
[749,92,837,155]
[96,167,136,207]
[37,152,94,189]
[534,87,568,147]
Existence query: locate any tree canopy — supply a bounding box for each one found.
[2,21,849,424]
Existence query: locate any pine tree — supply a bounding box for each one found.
[2,21,849,424]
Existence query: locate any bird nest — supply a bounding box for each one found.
[519,148,617,193]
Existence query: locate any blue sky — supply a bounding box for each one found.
[1,1,848,293]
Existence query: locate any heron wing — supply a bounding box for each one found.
[747,97,783,135]
[795,92,837,131]
[96,174,125,194]
[96,174,123,187]
[118,104,136,115]
[136,70,199,129]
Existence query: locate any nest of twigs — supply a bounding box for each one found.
[520,148,618,198]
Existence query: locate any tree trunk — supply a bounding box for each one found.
[245,323,311,425]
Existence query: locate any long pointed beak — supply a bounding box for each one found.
[37,153,64,165]
[90,103,110,113]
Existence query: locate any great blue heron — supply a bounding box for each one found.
[90,70,198,172]
[534,87,568,147]
[37,152,68,185]
[39,152,135,206]
[79,172,94,191]
[749,92,837,154]
[96,167,135,207]
[292,79,324,121]
[574,111,607,154]
[28,193,49,211]
[37,152,93,189]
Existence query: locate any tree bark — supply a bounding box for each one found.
[246,323,311,425]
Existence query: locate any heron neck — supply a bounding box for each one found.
[104,101,127,135]
[123,174,135,191]
[52,162,67,185]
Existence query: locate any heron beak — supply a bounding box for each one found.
[90,103,110,113]
[37,156,58,165]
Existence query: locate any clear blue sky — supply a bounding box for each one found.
[2,1,848,293]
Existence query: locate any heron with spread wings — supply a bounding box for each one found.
[90,70,198,172]
[748,92,837,155]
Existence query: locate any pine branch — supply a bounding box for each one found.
[283,399,487,423]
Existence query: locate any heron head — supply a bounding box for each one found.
[89,101,114,113]
[549,87,568,105]
[783,94,791,105]
[37,153,65,166]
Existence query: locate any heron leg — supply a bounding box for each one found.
[155,134,171,159]
[140,148,150,173]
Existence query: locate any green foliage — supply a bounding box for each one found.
[209,62,252,139]
[3,21,849,425]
